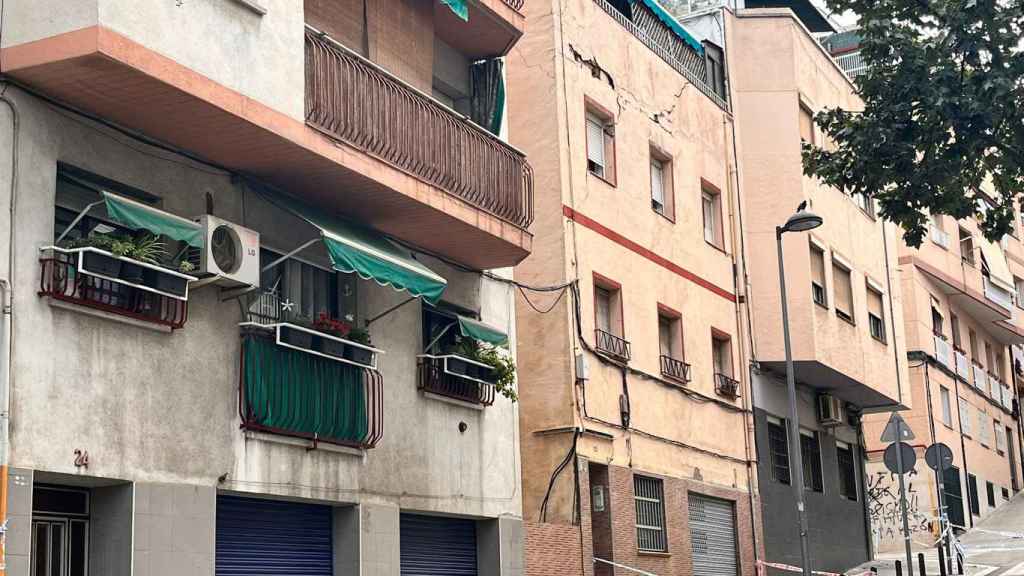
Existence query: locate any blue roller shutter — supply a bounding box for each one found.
[216,495,333,576]
[400,513,477,575]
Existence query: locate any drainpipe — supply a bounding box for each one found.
[1013,363,1024,492]
[0,84,21,576]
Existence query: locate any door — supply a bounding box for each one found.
[688,494,738,576]
[944,466,966,528]
[1008,427,1019,491]
[400,514,477,576]
[31,518,88,576]
[215,495,333,576]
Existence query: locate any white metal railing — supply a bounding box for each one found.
[834,50,868,77]
[1002,385,1013,410]
[973,363,987,392]
[955,350,971,381]
[934,335,953,369]
[988,374,1002,401]
[983,276,1014,312]
[931,225,951,249]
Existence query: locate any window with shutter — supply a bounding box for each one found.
[596,287,612,334]
[960,399,972,436]
[940,386,952,427]
[833,261,854,322]
[979,411,990,447]
[651,159,665,211]
[810,243,826,306]
[586,114,606,177]
[799,105,815,144]
[702,182,724,249]
[867,285,885,342]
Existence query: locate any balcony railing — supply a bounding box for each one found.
[502,0,525,10]
[933,334,953,369]
[39,249,188,329]
[305,29,533,229]
[715,373,740,399]
[989,373,1004,402]
[930,225,951,249]
[417,355,496,406]
[954,348,971,381]
[834,50,868,78]
[973,363,987,392]
[1002,384,1013,411]
[595,329,631,361]
[983,276,1014,312]
[660,355,691,384]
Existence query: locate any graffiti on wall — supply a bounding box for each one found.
[866,467,934,548]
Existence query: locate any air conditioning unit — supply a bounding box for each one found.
[817,394,844,427]
[197,215,260,288]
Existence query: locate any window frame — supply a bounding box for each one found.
[593,272,624,339]
[832,258,855,324]
[799,103,816,145]
[800,429,824,493]
[810,241,828,309]
[633,474,668,553]
[986,481,996,508]
[701,178,726,252]
[940,386,953,428]
[649,146,674,221]
[968,474,980,515]
[766,416,791,485]
[836,440,858,501]
[711,328,734,379]
[960,226,975,266]
[656,303,684,361]
[584,100,616,186]
[866,282,886,343]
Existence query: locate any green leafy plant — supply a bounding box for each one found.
[126,233,166,264]
[450,337,517,402]
[178,260,196,274]
[347,326,372,346]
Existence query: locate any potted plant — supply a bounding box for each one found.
[119,233,165,284]
[343,326,375,366]
[66,234,125,278]
[475,345,517,401]
[446,338,479,377]
[312,311,351,358]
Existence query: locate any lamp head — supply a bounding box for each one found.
[782,209,823,233]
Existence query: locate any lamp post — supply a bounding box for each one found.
[776,206,823,576]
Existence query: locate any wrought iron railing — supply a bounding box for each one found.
[833,50,868,78]
[595,329,631,361]
[502,0,525,11]
[715,373,740,399]
[417,355,496,406]
[305,29,534,229]
[39,250,188,329]
[660,355,691,383]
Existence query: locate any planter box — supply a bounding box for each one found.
[280,325,315,349]
[82,250,122,278]
[142,267,189,298]
[119,261,146,284]
[343,345,375,367]
[447,356,472,376]
[316,335,348,359]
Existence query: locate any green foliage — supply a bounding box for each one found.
[450,337,518,402]
[178,259,196,274]
[125,233,166,264]
[65,232,168,265]
[804,0,1024,246]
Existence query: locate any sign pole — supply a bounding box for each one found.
[893,418,915,576]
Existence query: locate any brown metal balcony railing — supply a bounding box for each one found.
[417,355,496,406]
[595,329,631,361]
[305,29,534,229]
[715,373,740,399]
[39,250,188,329]
[502,0,525,10]
[660,355,691,384]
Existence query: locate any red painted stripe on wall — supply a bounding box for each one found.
[562,205,736,302]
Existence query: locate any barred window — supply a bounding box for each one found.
[800,430,824,493]
[634,475,667,552]
[836,441,858,501]
[766,417,790,484]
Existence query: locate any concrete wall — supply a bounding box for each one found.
[90,484,133,576]
[134,483,216,576]
[0,80,522,564]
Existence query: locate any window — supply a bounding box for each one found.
[799,104,815,144]
[704,42,726,99]
[930,213,948,248]
[586,107,615,183]
[800,429,824,492]
[960,227,975,266]
[951,313,962,349]
[258,248,354,324]
[940,386,953,427]
[594,275,623,338]
[979,410,990,447]
[712,331,733,378]
[650,148,674,219]
[836,440,858,501]
[986,481,996,508]
[968,474,980,515]
[1003,486,1011,501]
[959,398,972,437]
[995,421,1006,454]
[867,284,886,343]
[702,182,725,250]
[853,194,876,219]
[1016,277,1024,310]
[422,302,477,355]
[657,306,683,360]
[810,242,827,307]
[634,475,667,552]
[766,416,790,484]
[833,259,854,323]
[969,328,980,362]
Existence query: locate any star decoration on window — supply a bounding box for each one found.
[280,299,295,312]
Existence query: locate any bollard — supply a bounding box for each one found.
[938,545,947,576]
[896,560,903,576]
[919,553,927,576]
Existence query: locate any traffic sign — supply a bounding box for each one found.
[925,443,955,471]
[880,412,915,443]
[884,441,917,474]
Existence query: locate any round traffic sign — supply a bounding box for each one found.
[883,441,917,474]
[925,442,955,471]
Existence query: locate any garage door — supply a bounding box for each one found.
[689,494,738,576]
[216,495,333,576]
[400,513,477,575]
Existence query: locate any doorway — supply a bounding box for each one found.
[31,486,89,576]
[943,466,965,528]
[1008,427,1019,491]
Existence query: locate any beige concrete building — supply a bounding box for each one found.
[509,2,758,575]
[0,0,533,574]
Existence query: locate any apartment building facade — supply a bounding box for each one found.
[0,0,533,574]
[510,2,759,575]
[682,5,909,573]
[861,199,1024,553]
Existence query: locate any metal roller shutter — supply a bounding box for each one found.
[216,495,333,576]
[689,494,738,576]
[400,513,477,576]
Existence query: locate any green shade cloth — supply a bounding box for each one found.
[627,0,705,54]
[103,192,204,248]
[458,315,508,347]
[256,189,448,304]
[441,0,469,20]
[242,335,368,443]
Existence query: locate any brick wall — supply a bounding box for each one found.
[525,521,585,576]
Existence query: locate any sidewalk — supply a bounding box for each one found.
[854,548,998,576]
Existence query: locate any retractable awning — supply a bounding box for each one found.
[103,192,205,248]
[458,315,508,347]
[440,0,468,20]
[627,0,704,54]
[979,237,1014,292]
[258,189,447,304]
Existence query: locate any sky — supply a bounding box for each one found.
[810,0,859,29]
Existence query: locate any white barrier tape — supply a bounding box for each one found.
[756,559,873,576]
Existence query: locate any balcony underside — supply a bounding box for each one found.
[1,26,532,269]
[759,360,899,409]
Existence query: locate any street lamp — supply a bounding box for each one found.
[776,204,822,576]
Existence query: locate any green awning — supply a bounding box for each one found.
[459,315,508,347]
[257,189,447,304]
[627,0,705,54]
[441,0,469,21]
[103,192,204,248]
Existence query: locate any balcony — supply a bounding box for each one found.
[417,355,497,406]
[933,334,953,370]
[39,248,190,330]
[973,363,987,393]
[1,16,533,269]
[955,348,971,381]
[984,276,1014,313]
[930,225,951,249]
[714,373,740,399]
[833,50,867,78]
[595,329,631,362]
[660,355,692,384]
